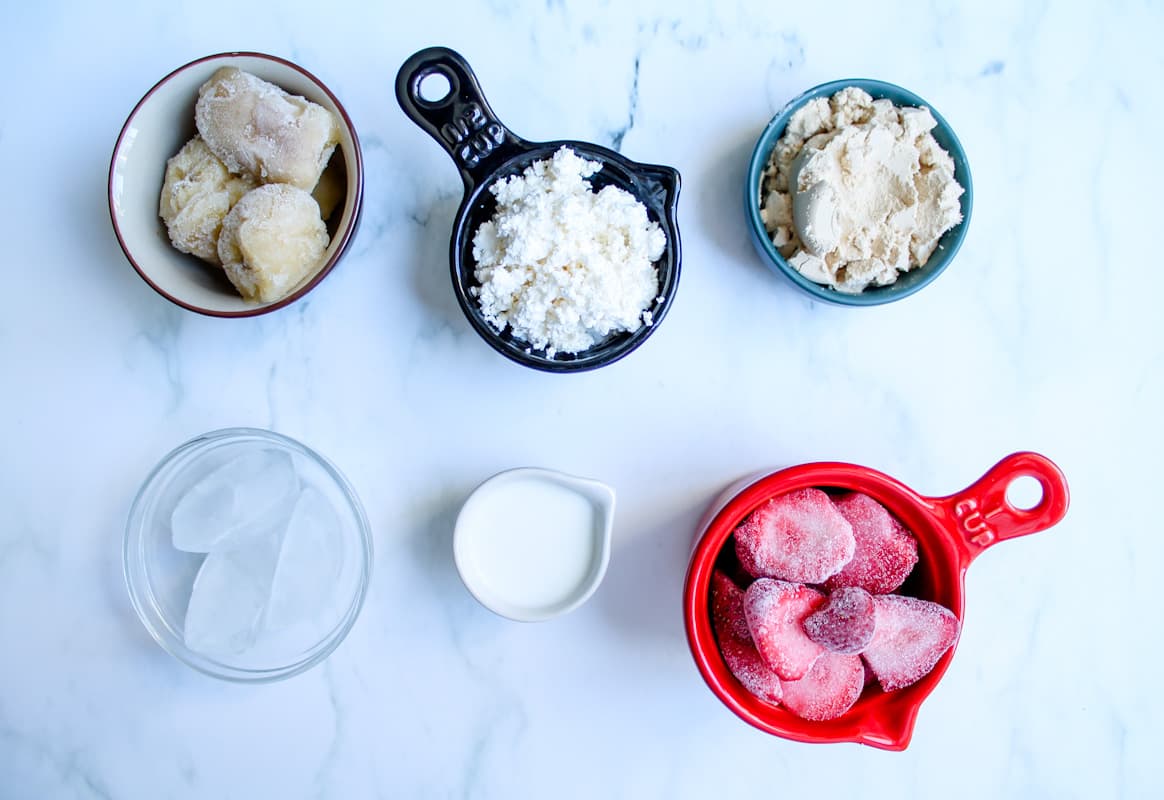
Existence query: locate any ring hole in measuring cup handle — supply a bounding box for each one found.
[414,66,456,107]
[1005,475,1044,511]
[950,452,1069,552]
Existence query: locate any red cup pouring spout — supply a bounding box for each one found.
[683,452,1069,750]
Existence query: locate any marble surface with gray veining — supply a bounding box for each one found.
[1,1,1160,797]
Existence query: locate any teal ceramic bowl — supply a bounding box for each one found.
[745,79,973,306]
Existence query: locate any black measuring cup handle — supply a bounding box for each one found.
[396,47,530,191]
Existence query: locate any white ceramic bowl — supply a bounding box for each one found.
[454,468,616,622]
[108,52,364,317]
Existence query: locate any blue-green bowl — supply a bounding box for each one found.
[745,79,973,306]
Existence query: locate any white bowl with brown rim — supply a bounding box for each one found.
[108,52,364,317]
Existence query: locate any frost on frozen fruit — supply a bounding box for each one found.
[159,137,257,265]
[743,578,826,681]
[471,147,666,356]
[734,487,856,584]
[711,489,960,721]
[158,68,343,304]
[196,67,340,191]
[711,571,783,704]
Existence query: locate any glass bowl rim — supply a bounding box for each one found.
[123,426,373,683]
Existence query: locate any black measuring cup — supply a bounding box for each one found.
[396,47,682,373]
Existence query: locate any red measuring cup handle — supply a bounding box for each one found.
[936,452,1070,561]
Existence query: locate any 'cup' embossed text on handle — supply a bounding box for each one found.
[938,452,1069,559]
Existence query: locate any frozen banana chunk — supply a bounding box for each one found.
[195,67,340,190]
[158,137,256,263]
[218,184,330,303]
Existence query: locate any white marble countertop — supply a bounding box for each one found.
[2,1,1159,797]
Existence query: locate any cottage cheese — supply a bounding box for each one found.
[760,87,964,294]
[471,147,665,356]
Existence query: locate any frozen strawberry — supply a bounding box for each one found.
[710,570,751,642]
[710,571,782,704]
[719,636,784,705]
[825,493,919,594]
[743,578,827,680]
[734,488,856,583]
[780,651,865,721]
[862,594,960,691]
[803,586,876,654]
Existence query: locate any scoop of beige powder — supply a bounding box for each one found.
[760,87,963,294]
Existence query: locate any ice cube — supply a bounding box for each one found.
[183,531,283,657]
[265,485,343,632]
[171,448,298,553]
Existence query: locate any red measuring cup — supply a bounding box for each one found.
[683,452,1069,750]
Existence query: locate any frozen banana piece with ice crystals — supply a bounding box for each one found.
[218,184,329,303]
[195,67,340,190]
[159,137,256,263]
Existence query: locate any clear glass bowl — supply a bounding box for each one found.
[124,427,372,682]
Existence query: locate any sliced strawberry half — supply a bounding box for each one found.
[710,570,751,642]
[719,636,784,705]
[862,594,960,692]
[825,492,919,594]
[735,488,856,584]
[710,570,782,704]
[803,586,877,655]
[743,578,827,680]
[780,651,865,721]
